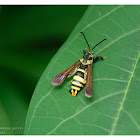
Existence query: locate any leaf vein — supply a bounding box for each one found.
[82,123,111,133]
[95,28,140,56]
[110,51,140,135]
[122,109,140,132]
[102,62,132,74]
[93,78,127,82]
[47,90,124,135]
[27,87,55,134]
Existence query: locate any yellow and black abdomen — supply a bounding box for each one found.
[69,68,86,96]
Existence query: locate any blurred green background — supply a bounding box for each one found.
[0,6,88,135]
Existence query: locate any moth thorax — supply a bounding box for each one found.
[81,59,92,65]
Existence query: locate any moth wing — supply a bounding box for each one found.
[51,60,81,86]
[84,64,92,98]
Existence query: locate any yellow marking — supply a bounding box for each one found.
[82,60,92,65]
[72,81,83,87]
[77,68,85,73]
[71,89,77,97]
[82,63,87,65]
[71,86,80,91]
[80,58,84,63]
[80,58,92,65]
[73,75,86,84]
[88,60,93,64]
[85,48,87,50]
[103,56,107,59]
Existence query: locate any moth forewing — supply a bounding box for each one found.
[84,64,92,98]
[51,74,66,86]
[51,60,81,86]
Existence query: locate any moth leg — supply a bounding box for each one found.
[67,68,77,78]
[93,56,107,63]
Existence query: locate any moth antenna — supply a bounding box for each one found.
[92,39,107,50]
[80,32,91,50]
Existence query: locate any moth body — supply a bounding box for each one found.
[51,32,107,98]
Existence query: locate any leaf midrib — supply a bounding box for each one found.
[110,51,140,135]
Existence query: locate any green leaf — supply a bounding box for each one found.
[24,5,140,135]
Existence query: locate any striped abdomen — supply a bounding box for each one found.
[69,68,86,96]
